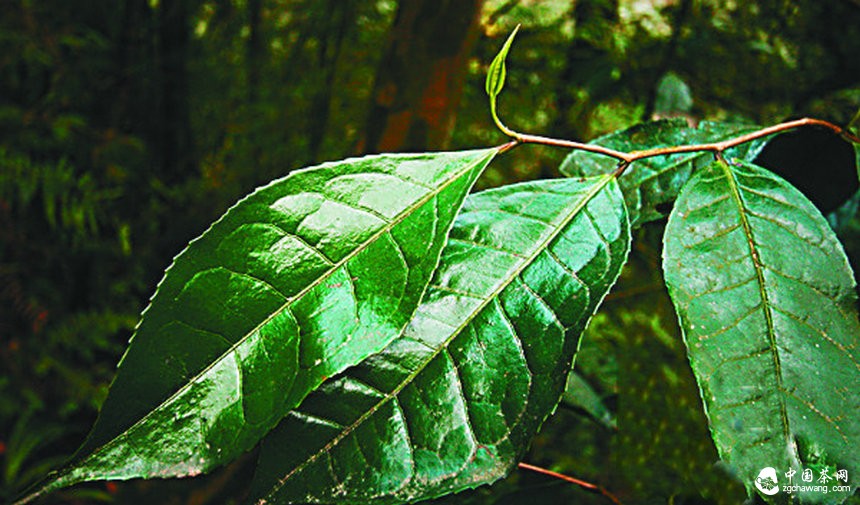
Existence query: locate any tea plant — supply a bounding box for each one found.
[13,28,860,505]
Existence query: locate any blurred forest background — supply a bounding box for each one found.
[2,0,860,504]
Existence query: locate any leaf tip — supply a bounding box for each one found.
[486,25,522,138]
[485,24,521,99]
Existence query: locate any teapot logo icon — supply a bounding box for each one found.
[755,467,780,496]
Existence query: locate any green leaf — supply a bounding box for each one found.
[561,372,616,430]
[847,106,860,134]
[850,140,860,187]
[485,25,519,101]
[663,159,860,503]
[249,174,630,504]
[38,149,498,493]
[559,120,765,227]
[485,25,520,137]
[654,72,693,116]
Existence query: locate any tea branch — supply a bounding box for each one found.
[506,117,860,172]
[486,28,860,174]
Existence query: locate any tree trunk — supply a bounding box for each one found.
[247,0,263,105]
[307,0,353,162]
[156,0,195,183]
[246,0,265,168]
[363,0,484,153]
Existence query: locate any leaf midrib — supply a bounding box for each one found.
[66,149,498,481]
[717,159,791,447]
[263,173,617,501]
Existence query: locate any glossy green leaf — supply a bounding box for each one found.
[249,174,630,504]
[38,149,498,493]
[663,159,860,503]
[559,119,765,227]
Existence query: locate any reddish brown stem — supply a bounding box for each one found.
[511,117,860,167]
[518,462,624,505]
[498,139,519,154]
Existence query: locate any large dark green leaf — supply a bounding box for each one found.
[559,119,764,227]
[37,149,497,493]
[663,159,860,503]
[249,174,630,504]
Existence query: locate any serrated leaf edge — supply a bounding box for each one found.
[258,172,619,503]
[51,148,500,491]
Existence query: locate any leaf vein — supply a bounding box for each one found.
[263,221,337,266]
[781,388,849,444]
[682,275,757,306]
[516,273,565,332]
[681,193,732,217]
[681,222,742,250]
[447,238,525,258]
[692,302,762,342]
[217,266,290,302]
[768,304,860,371]
[262,173,613,501]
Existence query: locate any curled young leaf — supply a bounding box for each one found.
[485,25,520,101]
[485,25,520,137]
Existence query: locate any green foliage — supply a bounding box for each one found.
[249,175,629,504]
[561,371,615,430]
[0,150,139,502]
[5,3,860,505]
[19,115,860,504]
[0,151,100,238]
[485,25,519,136]
[653,72,693,117]
[43,150,496,492]
[581,267,748,504]
[664,159,860,504]
[559,119,767,227]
